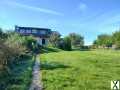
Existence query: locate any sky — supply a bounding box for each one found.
[0,0,120,45]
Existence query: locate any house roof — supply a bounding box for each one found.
[15,25,51,31]
[15,25,52,38]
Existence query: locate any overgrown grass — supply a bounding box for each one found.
[0,55,34,90]
[40,50,120,90]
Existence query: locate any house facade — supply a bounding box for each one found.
[15,26,52,45]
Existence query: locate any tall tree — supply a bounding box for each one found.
[69,33,84,48]
[63,36,72,51]
[49,31,61,47]
[93,34,112,48]
[112,30,120,48]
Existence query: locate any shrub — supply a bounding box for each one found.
[0,32,38,89]
[63,37,72,51]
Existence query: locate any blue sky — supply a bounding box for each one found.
[0,0,120,45]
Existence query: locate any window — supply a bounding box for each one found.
[26,30,31,33]
[20,29,25,33]
[40,30,46,34]
[32,29,37,33]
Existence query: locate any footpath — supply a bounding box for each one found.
[29,55,42,90]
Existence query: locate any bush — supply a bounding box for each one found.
[0,32,38,89]
[62,37,72,51]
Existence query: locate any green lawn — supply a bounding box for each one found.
[40,50,120,90]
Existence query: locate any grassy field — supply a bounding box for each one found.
[40,50,120,90]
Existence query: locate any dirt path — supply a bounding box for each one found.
[29,56,42,90]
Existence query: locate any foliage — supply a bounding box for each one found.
[62,36,72,51]
[40,50,120,90]
[0,29,7,40]
[93,29,120,49]
[69,33,84,48]
[49,32,84,50]
[93,34,113,48]
[49,31,61,47]
[5,33,27,57]
[0,32,37,71]
[4,55,34,90]
[112,30,120,48]
[0,41,34,89]
[0,30,37,90]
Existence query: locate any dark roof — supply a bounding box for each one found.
[15,25,51,31]
[15,25,52,38]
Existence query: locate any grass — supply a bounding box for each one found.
[40,46,62,54]
[40,50,120,90]
[2,55,34,90]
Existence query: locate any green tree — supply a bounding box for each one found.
[63,36,72,51]
[69,33,84,48]
[112,30,120,48]
[93,34,112,48]
[0,28,7,40]
[49,31,61,47]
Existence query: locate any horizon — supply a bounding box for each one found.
[0,0,120,45]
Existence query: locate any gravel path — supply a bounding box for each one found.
[29,56,42,90]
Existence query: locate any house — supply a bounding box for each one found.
[15,26,52,45]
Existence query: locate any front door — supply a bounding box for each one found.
[42,38,45,45]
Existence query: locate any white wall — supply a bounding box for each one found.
[36,38,48,45]
[37,38,42,45]
[45,38,48,45]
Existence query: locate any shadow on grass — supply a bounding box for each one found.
[72,48,91,51]
[40,46,62,54]
[41,61,70,70]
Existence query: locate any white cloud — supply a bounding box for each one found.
[6,1,64,16]
[78,2,87,12]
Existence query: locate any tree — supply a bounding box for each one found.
[112,30,120,48]
[49,31,61,47]
[0,28,3,37]
[0,28,7,40]
[63,36,72,51]
[93,34,112,48]
[5,33,27,57]
[69,33,84,48]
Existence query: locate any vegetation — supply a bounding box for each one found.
[0,29,37,90]
[49,32,84,50]
[40,50,120,90]
[1,26,120,90]
[112,31,120,49]
[49,31,61,47]
[62,36,72,51]
[69,33,84,49]
[4,55,34,90]
[93,34,112,48]
[93,29,120,49]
